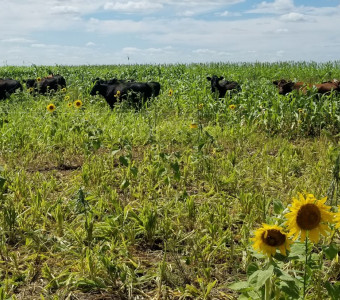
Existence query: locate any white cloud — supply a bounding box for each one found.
[275,28,288,33]
[1,38,34,44]
[219,11,230,16]
[248,0,294,14]
[104,1,163,13]
[177,10,196,17]
[87,18,154,33]
[217,10,241,17]
[280,12,311,22]
[50,5,79,15]
[31,44,48,48]
[276,50,284,57]
[193,49,216,54]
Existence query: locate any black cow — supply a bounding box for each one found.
[147,81,161,97]
[0,78,23,100]
[25,74,66,94]
[207,75,241,97]
[90,79,153,109]
[97,78,160,97]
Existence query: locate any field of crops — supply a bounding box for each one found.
[1,62,340,299]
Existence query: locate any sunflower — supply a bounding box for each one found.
[285,193,334,243]
[169,89,173,96]
[47,103,56,112]
[67,102,72,108]
[190,123,198,129]
[61,88,67,93]
[36,77,41,82]
[64,95,70,101]
[252,224,291,256]
[229,104,236,110]
[74,99,82,108]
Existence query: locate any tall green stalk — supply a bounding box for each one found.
[303,233,309,299]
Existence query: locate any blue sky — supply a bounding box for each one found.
[1,0,340,65]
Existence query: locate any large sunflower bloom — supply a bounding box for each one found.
[285,193,333,243]
[252,224,291,257]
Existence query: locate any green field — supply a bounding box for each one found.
[1,62,340,299]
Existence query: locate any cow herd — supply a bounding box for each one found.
[1,74,340,108]
[272,79,340,95]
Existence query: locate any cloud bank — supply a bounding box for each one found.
[0,0,339,65]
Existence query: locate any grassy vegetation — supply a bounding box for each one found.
[0,62,340,299]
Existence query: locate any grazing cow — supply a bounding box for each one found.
[97,78,160,97]
[273,79,340,95]
[0,78,23,100]
[25,74,66,94]
[207,75,241,98]
[146,81,161,97]
[90,79,153,109]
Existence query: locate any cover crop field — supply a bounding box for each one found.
[1,62,340,299]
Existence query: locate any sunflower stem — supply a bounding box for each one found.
[264,256,273,300]
[303,233,309,299]
[264,277,270,300]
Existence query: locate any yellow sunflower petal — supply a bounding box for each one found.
[308,228,320,244]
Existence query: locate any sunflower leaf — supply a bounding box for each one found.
[278,279,300,299]
[247,263,259,277]
[323,244,338,260]
[254,266,274,290]
[273,199,285,214]
[325,281,340,300]
[228,281,250,291]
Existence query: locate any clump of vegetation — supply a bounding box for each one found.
[0,62,340,299]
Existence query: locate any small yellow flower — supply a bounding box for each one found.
[285,193,334,243]
[74,99,82,108]
[47,103,56,112]
[229,104,236,110]
[114,90,121,98]
[61,88,67,93]
[64,95,70,101]
[36,77,41,82]
[28,87,34,93]
[198,103,203,110]
[298,108,304,114]
[252,224,292,257]
[169,89,173,96]
[190,123,198,129]
[67,102,72,108]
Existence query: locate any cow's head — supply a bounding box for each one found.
[90,78,104,95]
[207,75,224,93]
[331,79,340,90]
[273,79,295,95]
[24,79,36,89]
